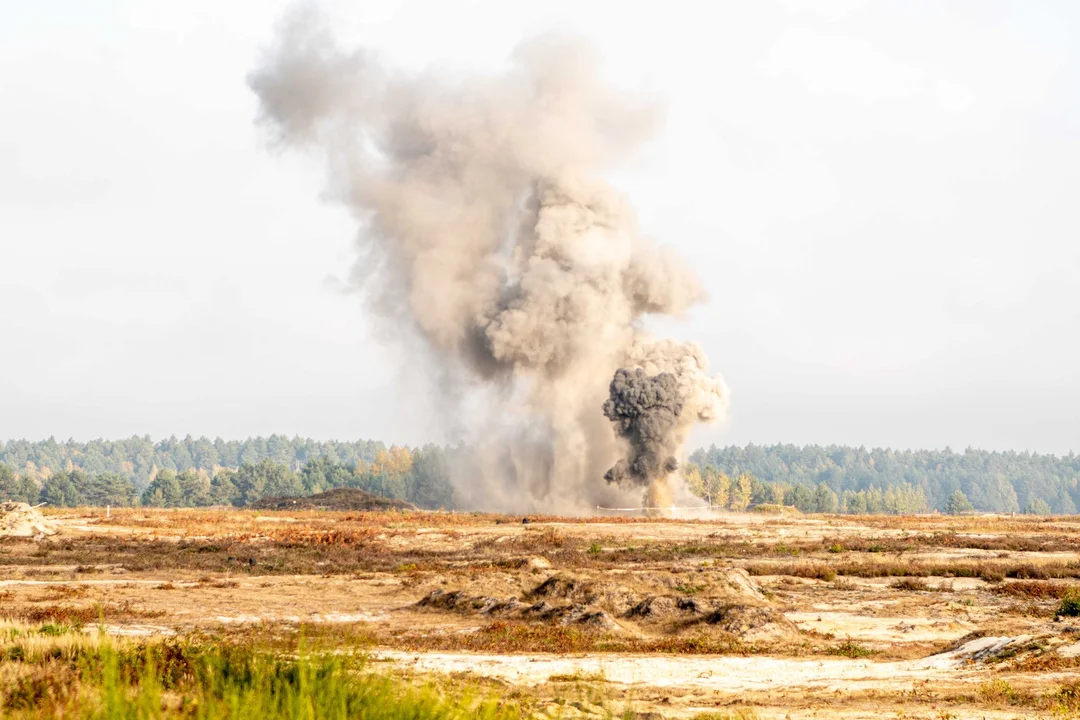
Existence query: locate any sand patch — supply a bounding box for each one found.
[787,611,976,643]
[377,637,1019,693]
[0,501,57,539]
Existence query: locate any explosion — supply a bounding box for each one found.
[603,368,684,510]
[249,5,729,513]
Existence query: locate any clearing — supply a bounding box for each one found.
[2,505,1079,718]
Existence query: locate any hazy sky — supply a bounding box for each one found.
[2,1,1078,453]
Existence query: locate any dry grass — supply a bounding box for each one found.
[976,678,1020,705]
[30,585,91,602]
[12,506,1080,718]
[1046,679,1080,713]
[856,514,1080,535]
[389,620,755,655]
[743,563,836,581]
[996,650,1080,673]
[691,711,759,720]
[890,578,932,591]
[745,557,1080,583]
[992,580,1075,599]
[87,507,728,535]
[821,532,1080,554]
[0,601,165,626]
[0,535,411,575]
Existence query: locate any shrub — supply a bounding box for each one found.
[977,678,1016,704]
[1010,563,1050,580]
[993,581,1070,599]
[772,543,800,557]
[1057,591,1080,618]
[891,578,931,591]
[1050,679,1080,712]
[827,640,873,658]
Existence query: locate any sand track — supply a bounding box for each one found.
[377,636,1020,692]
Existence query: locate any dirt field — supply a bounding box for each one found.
[3,506,1080,718]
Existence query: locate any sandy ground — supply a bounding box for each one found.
[379,636,1017,690]
[3,507,1079,718]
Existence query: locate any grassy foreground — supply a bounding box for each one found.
[0,623,529,719]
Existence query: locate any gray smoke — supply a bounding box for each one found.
[249,5,729,513]
[603,368,683,487]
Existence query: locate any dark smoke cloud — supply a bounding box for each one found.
[603,368,683,491]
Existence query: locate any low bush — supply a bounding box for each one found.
[827,640,874,658]
[993,581,1072,599]
[890,578,931,591]
[977,678,1017,704]
[1057,590,1080,618]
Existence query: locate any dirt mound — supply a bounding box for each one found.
[625,594,795,641]
[627,595,708,618]
[0,502,57,539]
[522,601,621,631]
[528,574,642,615]
[415,588,621,631]
[251,488,416,512]
[528,575,599,604]
[701,604,798,642]
[416,590,527,616]
[718,568,766,602]
[624,569,765,619]
[416,570,778,639]
[614,571,794,641]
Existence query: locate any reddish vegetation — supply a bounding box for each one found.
[250,488,416,512]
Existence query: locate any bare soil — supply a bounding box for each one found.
[3,506,1080,718]
[0,501,56,539]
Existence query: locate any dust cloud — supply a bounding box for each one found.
[249,5,728,513]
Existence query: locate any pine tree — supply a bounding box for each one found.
[813,483,838,513]
[1024,497,1052,515]
[944,489,974,515]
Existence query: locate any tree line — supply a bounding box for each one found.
[689,444,1080,515]
[684,464,932,514]
[2,437,1079,514]
[0,436,389,493]
[0,447,456,510]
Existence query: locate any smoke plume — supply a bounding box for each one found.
[602,368,683,509]
[249,5,729,513]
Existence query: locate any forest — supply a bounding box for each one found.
[690,444,1080,515]
[1,436,1078,514]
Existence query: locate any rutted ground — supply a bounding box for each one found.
[2,507,1080,718]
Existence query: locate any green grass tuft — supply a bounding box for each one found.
[1057,590,1080,618]
[0,632,527,719]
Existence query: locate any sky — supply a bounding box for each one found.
[1,1,1078,454]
